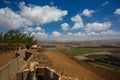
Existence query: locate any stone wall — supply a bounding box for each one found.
[0,49,32,80]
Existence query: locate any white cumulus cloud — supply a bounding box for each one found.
[100,30,120,35]
[71,14,84,30]
[52,31,62,37]
[82,9,94,17]
[0,7,32,30]
[19,2,68,25]
[25,26,44,32]
[85,22,111,32]
[87,31,99,36]
[67,32,72,36]
[114,8,120,15]
[31,32,48,40]
[74,32,85,36]
[61,23,69,31]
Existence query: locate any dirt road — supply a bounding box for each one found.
[43,49,104,80]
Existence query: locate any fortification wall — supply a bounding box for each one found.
[17,67,65,80]
[0,49,33,80]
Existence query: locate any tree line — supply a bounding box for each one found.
[0,30,37,48]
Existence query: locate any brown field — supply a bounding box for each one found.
[43,49,104,80]
[0,51,15,67]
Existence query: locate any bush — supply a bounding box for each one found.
[0,30,37,51]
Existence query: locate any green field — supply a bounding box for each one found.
[64,48,105,56]
[63,47,120,70]
[85,54,120,70]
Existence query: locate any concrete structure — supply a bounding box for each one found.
[17,67,74,80]
[0,49,74,80]
[0,49,33,80]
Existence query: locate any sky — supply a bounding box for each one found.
[0,0,120,41]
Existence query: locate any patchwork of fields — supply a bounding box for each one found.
[63,47,120,70]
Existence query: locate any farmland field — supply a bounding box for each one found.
[64,48,105,56]
[62,47,120,70]
[84,54,120,70]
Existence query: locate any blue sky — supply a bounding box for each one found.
[0,0,120,41]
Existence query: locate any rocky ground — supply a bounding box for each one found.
[25,49,52,68]
[25,49,67,76]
